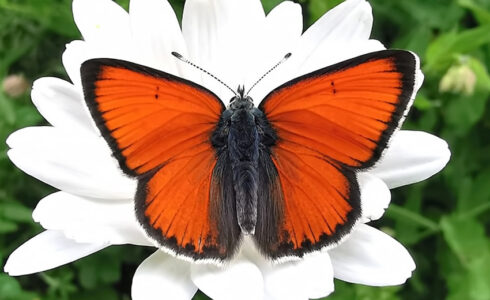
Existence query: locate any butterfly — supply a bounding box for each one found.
[80,49,418,263]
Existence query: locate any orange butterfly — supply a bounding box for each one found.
[80,50,417,262]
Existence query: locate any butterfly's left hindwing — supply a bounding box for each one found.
[81,59,238,261]
[257,50,418,259]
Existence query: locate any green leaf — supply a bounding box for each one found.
[440,216,490,300]
[78,263,97,289]
[324,281,355,300]
[71,288,119,300]
[169,0,184,22]
[456,169,490,213]
[468,56,490,91]
[440,215,488,266]
[398,0,464,31]
[0,219,18,233]
[261,0,284,13]
[0,93,16,125]
[426,24,490,72]
[13,105,43,128]
[458,0,490,25]
[75,248,122,289]
[0,202,34,223]
[386,204,439,232]
[308,0,343,25]
[114,0,130,11]
[41,269,77,299]
[443,89,489,135]
[98,258,121,284]
[326,281,400,300]
[193,290,212,300]
[392,26,432,59]
[392,186,424,245]
[0,10,45,72]
[413,93,436,111]
[355,285,401,300]
[0,0,79,38]
[0,274,40,300]
[0,274,22,297]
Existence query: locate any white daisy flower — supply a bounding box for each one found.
[4,0,450,299]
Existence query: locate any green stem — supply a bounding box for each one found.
[386,204,440,231]
[458,201,490,219]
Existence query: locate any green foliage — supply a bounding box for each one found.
[328,281,401,300]
[307,0,343,24]
[439,215,490,300]
[0,0,489,299]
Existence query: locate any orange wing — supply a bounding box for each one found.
[257,50,418,258]
[81,59,238,261]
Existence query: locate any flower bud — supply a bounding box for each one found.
[2,74,30,98]
[439,64,477,96]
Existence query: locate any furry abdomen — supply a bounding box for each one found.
[228,109,260,234]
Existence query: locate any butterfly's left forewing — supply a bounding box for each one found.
[81,59,239,261]
[257,50,418,259]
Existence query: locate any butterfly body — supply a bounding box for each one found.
[210,87,277,235]
[81,50,419,263]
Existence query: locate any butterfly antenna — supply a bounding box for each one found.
[245,52,292,97]
[171,52,238,97]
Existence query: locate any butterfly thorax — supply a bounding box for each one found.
[211,93,277,235]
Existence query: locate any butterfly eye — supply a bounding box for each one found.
[229,97,239,109]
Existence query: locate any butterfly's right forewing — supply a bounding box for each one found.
[81,59,240,262]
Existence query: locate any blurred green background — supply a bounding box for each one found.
[0,0,489,299]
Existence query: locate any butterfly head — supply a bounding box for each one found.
[229,85,254,110]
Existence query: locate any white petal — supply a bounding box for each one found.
[238,238,334,300]
[70,0,133,88]
[182,0,265,101]
[300,253,335,299]
[329,224,415,286]
[303,0,371,44]
[264,1,303,54]
[62,40,133,89]
[129,0,187,75]
[73,0,130,45]
[132,251,197,300]
[182,0,219,87]
[358,173,391,222]
[286,0,381,77]
[191,255,264,300]
[371,131,451,188]
[31,77,95,133]
[33,191,150,246]
[6,126,136,199]
[263,261,308,300]
[261,253,334,300]
[301,39,385,74]
[247,1,303,104]
[62,40,89,87]
[62,40,124,89]
[4,230,107,276]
